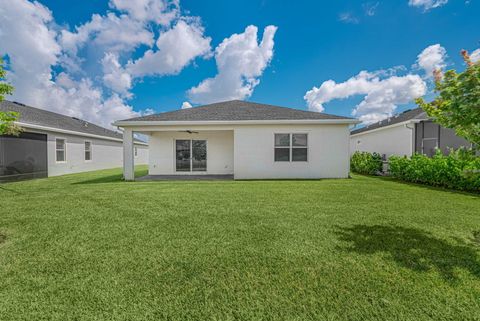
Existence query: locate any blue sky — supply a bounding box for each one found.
[1,0,479,127]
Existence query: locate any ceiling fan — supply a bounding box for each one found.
[179,130,199,134]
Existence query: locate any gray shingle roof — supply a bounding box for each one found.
[350,108,428,135]
[0,100,135,141]
[120,100,354,122]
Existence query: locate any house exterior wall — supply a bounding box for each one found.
[233,124,350,179]
[22,128,148,177]
[148,130,234,175]
[350,123,414,158]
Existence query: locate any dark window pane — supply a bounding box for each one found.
[192,140,207,171]
[56,150,65,162]
[176,140,191,171]
[85,151,91,161]
[275,148,290,161]
[292,148,307,161]
[56,139,65,150]
[292,134,307,146]
[275,134,290,146]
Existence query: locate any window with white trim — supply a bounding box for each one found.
[85,141,92,161]
[274,133,308,162]
[56,138,66,162]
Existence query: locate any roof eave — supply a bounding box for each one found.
[113,119,360,127]
[350,119,425,137]
[15,122,149,145]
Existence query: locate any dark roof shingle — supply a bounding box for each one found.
[120,100,354,122]
[0,100,127,140]
[350,108,428,135]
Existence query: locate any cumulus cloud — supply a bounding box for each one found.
[415,44,447,77]
[304,70,427,124]
[181,101,192,109]
[408,0,448,11]
[0,0,217,127]
[60,13,154,58]
[0,0,145,128]
[109,0,179,25]
[128,20,211,77]
[188,25,277,104]
[102,53,132,97]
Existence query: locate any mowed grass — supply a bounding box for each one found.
[0,167,479,321]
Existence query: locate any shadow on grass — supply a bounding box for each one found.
[72,173,124,185]
[335,225,480,282]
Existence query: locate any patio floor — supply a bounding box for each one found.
[136,174,234,181]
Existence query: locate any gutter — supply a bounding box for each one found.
[350,119,425,137]
[113,118,361,127]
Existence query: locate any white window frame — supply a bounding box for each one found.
[84,140,92,162]
[55,137,67,163]
[274,133,309,163]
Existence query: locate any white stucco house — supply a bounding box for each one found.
[0,101,148,182]
[114,100,359,180]
[350,108,472,158]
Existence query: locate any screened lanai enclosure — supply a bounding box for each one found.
[0,132,48,182]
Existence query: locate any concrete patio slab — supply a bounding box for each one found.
[136,174,234,181]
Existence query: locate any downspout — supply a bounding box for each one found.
[405,120,420,157]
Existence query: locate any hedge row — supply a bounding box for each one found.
[350,151,383,175]
[388,149,480,192]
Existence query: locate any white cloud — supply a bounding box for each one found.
[363,2,380,16]
[181,101,192,109]
[415,44,447,77]
[109,0,179,25]
[60,13,154,57]
[470,48,480,63]
[188,25,277,104]
[408,0,448,10]
[102,53,132,97]
[338,12,359,24]
[0,0,141,129]
[128,20,211,77]
[0,0,213,128]
[304,70,427,124]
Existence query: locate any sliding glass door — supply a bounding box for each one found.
[175,139,207,172]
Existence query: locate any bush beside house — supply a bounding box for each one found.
[351,149,480,192]
[350,151,383,175]
[389,149,480,192]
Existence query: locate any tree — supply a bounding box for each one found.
[416,50,480,146]
[0,56,21,136]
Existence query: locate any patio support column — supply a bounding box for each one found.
[123,127,134,181]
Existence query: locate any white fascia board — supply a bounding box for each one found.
[113,118,361,127]
[350,119,424,137]
[16,122,148,146]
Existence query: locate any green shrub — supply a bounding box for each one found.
[388,148,480,192]
[351,151,383,175]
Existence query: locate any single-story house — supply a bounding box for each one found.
[113,100,359,180]
[0,101,148,182]
[350,108,472,158]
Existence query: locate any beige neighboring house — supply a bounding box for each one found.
[113,100,359,180]
[350,108,472,159]
[0,101,148,182]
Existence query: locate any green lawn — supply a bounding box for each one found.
[1,167,479,321]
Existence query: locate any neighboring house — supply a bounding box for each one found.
[350,108,472,158]
[113,100,359,180]
[0,101,148,182]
